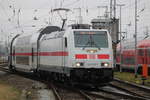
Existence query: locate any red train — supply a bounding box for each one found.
[116,38,150,74]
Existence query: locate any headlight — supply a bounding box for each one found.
[75,62,84,67]
[76,62,81,67]
[90,50,94,53]
[104,63,109,67]
[101,62,109,67]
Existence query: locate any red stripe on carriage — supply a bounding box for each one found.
[39,52,68,56]
[14,53,32,56]
[13,52,68,56]
[97,54,109,59]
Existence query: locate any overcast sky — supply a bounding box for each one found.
[0,0,150,41]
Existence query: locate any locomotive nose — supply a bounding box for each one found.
[73,53,113,68]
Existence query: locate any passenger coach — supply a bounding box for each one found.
[116,38,150,74]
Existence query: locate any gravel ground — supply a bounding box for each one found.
[0,70,55,100]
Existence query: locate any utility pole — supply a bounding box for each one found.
[110,0,116,18]
[113,0,116,18]
[74,8,82,24]
[134,0,138,78]
[0,30,3,42]
[97,6,108,19]
[144,26,149,38]
[78,7,82,24]
[17,9,21,27]
[117,4,125,72]
[110,0,113,18]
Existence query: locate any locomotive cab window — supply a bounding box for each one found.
[74,31,108,48]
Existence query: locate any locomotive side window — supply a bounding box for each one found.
[65,37,67,48]
[74,31,108,48]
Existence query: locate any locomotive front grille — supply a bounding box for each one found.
[70,68,113,83]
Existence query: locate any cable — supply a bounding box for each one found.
[63,0,80,7]
[0,2,9,17]
[116,0,145,11]
[5,11,52,32]
[0,0,17,31]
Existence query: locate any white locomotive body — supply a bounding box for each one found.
[9,26,114,86]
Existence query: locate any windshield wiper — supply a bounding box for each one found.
[90,36,101,50]
[82,35,100,50]
[82,37,91,50]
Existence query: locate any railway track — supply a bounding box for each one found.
[49,83,116,100]
[98,87,147,100]
[0,62,8,67]
[48,82,149,100]
[50,83,95,100]
[109,78,150,100]
[0,66,10,73]
[114,78,150,92]
[0,65,149,100]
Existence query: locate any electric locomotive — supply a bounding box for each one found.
[9,25,114,86]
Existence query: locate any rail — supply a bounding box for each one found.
[109,78,150,100]
[114,78,150,92]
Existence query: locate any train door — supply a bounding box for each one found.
[9,34,19,68]
[147,48,150,64]
[145,48,148,64]
[31,46,37,70]
[138,49,142,64]
[12,47,16,65]
[31,48,34,68]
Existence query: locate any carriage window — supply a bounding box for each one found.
[74,31,108,48]
[138,49,144,56]
[122,57,135,65]
[147,49,150,56]
[16,56,29,65]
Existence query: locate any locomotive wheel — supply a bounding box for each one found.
[9,65,16,73]
[39,71,47,80]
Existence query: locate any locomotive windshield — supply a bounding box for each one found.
[74,31,108,48]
